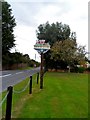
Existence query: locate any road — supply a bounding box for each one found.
[0,67,40,93]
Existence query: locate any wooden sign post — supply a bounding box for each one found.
[34,40,50,89]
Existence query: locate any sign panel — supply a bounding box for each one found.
[34,40,50,54]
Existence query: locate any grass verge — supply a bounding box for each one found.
[2,72,88,118]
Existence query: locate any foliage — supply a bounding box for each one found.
[36,22,76,46]
[77,67,86,73]
[29,59,40,67]
[51,39,86,69]
[3,52,26,69]
[2,2,40,70]
[2,1,17,69]
[76,45,86,64]
[51,39,77,65]
[2,1,16,54]
[36,22,77,69]
[2,51,40,69]
[70,66,86,73]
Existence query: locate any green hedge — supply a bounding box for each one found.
[71,67,86,73]
[78,67,86,73]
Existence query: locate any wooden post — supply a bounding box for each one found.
[5,86,13,120]
[40,52,43,89]
[29,76,32,94]
[37,73,39,84]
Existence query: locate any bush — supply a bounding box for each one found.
[67,66,86,73]
[78,67,86,73]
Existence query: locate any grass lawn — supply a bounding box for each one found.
[2,72,88,118]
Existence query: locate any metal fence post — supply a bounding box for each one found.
[29,76,32,94]
[37,73,39,84]
[5,86,13,120]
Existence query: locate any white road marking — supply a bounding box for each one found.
[15,72,23,74]
[0,71,23,78]
[0,74,12,78]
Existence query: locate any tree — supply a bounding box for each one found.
[2,1,16,69]
[2,52,32,69]
[51,39,86,72]
[36,22,72,46]
[36,22,76,69]
[2,1,16,54]
[76,45,86,66]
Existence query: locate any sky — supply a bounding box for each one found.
[7,0,89,62]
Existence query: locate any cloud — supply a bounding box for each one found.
[8,0,88,61]
[10,2,42,27]
[11,24,40,61]
[11,1,72,26]
[7,0,69,2]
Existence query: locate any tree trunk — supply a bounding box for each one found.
[68,66,71,73]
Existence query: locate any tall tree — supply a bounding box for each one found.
[36,22,76,69]
[36,22,72,46]
[2,1,16,54]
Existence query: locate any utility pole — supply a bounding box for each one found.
[35,54,36,61]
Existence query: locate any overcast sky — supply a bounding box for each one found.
[7,0,89,62]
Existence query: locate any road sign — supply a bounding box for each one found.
[34,40,50,54]
[34,40,50,89]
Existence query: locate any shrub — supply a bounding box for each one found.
[78,67,86,73]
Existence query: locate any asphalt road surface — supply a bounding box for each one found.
[0,67,40,93]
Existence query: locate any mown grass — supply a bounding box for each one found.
[2,74,37,118]
[2,72,88,118]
